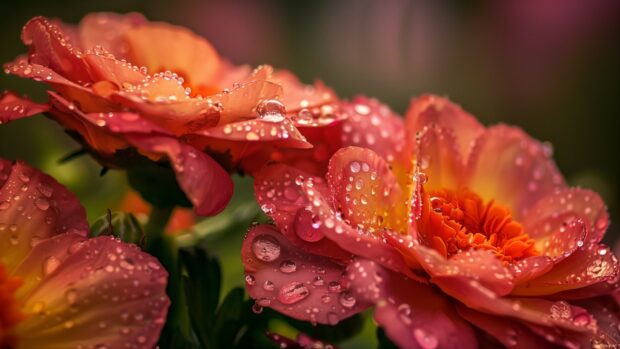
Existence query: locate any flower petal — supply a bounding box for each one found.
[326,147,407,233]
[523,188,609,245]
[338,96,407,168]
[0,159,88,272]
[415,124,465,192]
[78,12,147,58]
[13,235,169,349]
[124,22,222,90]
[299,177,420,281]
[405,94,484,160]
[467,125,565,218]
[410,246,515,296]
[21,17,92,83]
[272,70,338,113]
[241,224,370,324]
[126,135,233,216]
[345,259,477,349]
[253,164,351,261]
[512,243,620,296]
[0,92,49,123]
[456,304,557,348]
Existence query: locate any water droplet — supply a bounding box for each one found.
[277,282,310,304]
[338,291,356,308]
[43,256,60,276]
[256,99,286,122]
[263,280,275,291]
[252,235,281,262]
[327,281,342,293]
[279,260,297,273]
[65,289,78,305]
[550,301,572,320]
[35,197,50,211]
[245,274,256,286]
[572,313,591,327]
[349,161,361,173]
[413,328,438,349]
[295,209,325,242]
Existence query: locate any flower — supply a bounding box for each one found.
[243,94,620,348]
[0,157,169,348]
[1,13,342,215]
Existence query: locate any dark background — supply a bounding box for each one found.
[1,1,618,347]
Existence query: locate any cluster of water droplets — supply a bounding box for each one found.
[244,229,361,325]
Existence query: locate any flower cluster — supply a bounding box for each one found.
[1,11,619,349]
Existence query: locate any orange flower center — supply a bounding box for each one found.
[416,188,539,263]
[0,263,23,348]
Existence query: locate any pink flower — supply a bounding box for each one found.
[1,13,342,215]
[0,157,168,348]
[243,95,620,348]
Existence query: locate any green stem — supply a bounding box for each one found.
[145,205,193,342]
[145,205,174,249]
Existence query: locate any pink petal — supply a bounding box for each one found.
[410,245,515,296]
[509,255,555,285]
[78,12,147,59]
[530,218,588,260]
[344,259,477,349]
[404,94,484,160]
[241,224,370,324]
[414,124,465,192]
[253,164,351,261]
[326,147,407,233]
[13,235,169,349]
[0,91,49,123]
[21,17,92,83]
[127,135,233,216]
[272,69,338,114]
[0,159,88,272]
[432,274,595,333]
[456,304,557,348]
[523,188,609,245]
[466,125,566,218]
[337,96,407,169]
[511,243,619,297]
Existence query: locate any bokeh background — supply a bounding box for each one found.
[1,0,619,347]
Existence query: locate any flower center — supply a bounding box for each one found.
[0,263,23,348]
[416,188,539,263]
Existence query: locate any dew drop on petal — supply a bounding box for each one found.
[43,256,60,276]
[277,282,310,305]
[252,235,281,262]
[279,260,297,273]
[413,328,438,349]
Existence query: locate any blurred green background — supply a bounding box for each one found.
[1,0,619,347]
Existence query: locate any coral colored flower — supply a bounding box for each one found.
[243,95,620,348]
[1,13,341,215]
[0,158,169,348]
[119,191,195,235]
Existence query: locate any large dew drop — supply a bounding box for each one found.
[256,99,286,123]
[277,282,310,305]
[252,235,281,262]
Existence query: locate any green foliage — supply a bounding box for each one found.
[89,210,145,246]
[377,328,398,349]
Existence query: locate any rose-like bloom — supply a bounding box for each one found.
[243,95,620,348]
[0,157,169,348]
[0,13,342,215]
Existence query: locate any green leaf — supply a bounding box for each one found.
[89,209,145,247]
[212,287,246,348]
[126,159,191,210]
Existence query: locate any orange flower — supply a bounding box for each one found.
[243,95,619,348]
[1,13,342,215]
[0,157,168,348]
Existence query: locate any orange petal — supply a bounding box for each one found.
[124,22,222,90]
[13,235,169,349]
[78,12,147,58]
[466,125,565,218]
